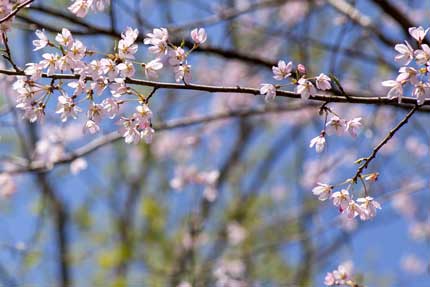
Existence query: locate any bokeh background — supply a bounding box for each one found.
[0,0,429,286]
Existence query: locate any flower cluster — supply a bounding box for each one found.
[382,26,430,104]
[13,26,207,144]
[68,0,110,17]
[309,112,362,153]
[324,261,357,286]
[259,60,332,102]
[312,181,381,221]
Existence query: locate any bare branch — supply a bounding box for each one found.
[352,105,418,183]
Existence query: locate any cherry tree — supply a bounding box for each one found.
[0,0,428,287]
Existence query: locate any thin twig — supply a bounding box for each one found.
[0,0,34,24]
[352,105,418,183]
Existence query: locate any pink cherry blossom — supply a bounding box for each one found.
[345,117,362,137]
[33,29,49,51]
[174,64,192,83]
[272,60,292,80]
[56,95,82,122]
[260,83,277,102]
[331,189,350,212]
[101,97,120,119]
[55,28,73,48]
[408,26,429,42]
[117,61,135,78]
[68,0,92,17]
[325,116,346,136]
[84,119,100,134]
[40,53,59,75]
[324,272,335,286]
[312,183,332,201]
[381,80,403,102]
[296,78,316,99]
[412,81,429,105]
[191,28,207,44]
[345,200,363,219]
[144,59,163,79]
[356,196,381,220]
[168,47,186,66]
[316,73,331,90]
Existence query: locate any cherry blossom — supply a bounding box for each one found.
[414,44,430,65]
[143,59,163,79]
[84,119,100,134]
[68,0,110,17]
[101,97,121,119]
[394,41,414,65]
[68,0,92,17]
[24,63,43,80]
[190,28,207,44]
[272,60,292,80]
[396,66,418,84]
[345,200,363,219]
[168,47,186,66]
[55,28,74,48]
[324,261,355,286]
[316,73,332,90]
[119,117,141,144]
[118,28,139,60]
[408,26,429,43]
[144,28,169,56]
[40,53,59,75]
[309,134,326,153]
[381,80,403,102]
[117,61,136,78]
[33,29,49,51]
[345,117,362,138]
[325,116,346,136]
[357,196,381,220]
[312,183,332,201]
[260,83,277,102]
[56,95,82,122]
[296,77,316,99]
[412,81,429,105]
[331,189,350,212]
[174,64,192,83]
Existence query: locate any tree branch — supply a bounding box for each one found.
[0,0,34,24]
[352,105,418,183]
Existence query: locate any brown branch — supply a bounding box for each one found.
[0,68,429,110]
[352,105,418,183]
[0,0,34,24]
